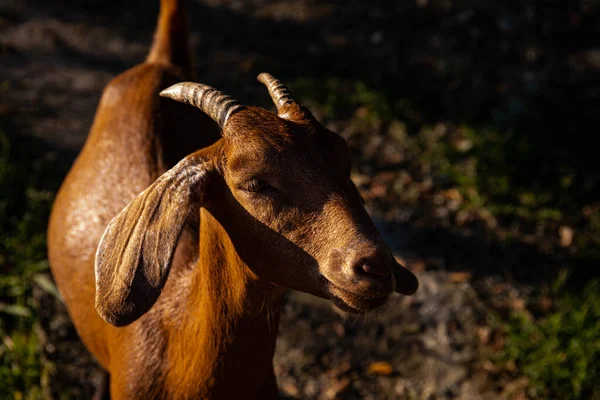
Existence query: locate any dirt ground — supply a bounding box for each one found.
[1,0,597,398]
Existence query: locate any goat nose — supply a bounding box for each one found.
[349,258,390,280]
[360,263,389,278]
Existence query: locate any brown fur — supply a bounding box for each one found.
[48,1,418,398]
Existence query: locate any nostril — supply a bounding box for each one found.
[359,263,389,279]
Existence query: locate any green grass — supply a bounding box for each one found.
[0,126,58,398]
[1,76,598,398]
[494,277,600,399]
[292,77,600,398]
[291,78,593,213]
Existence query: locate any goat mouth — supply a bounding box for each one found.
[323,279,389,313]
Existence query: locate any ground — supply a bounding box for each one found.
[1,0,599,399]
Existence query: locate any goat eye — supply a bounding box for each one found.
[239,179,271,193]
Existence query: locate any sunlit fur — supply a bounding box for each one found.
[47,0,417,398]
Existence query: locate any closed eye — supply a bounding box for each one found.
[238,178,277,194]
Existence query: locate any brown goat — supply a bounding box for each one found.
[47,0,418,398]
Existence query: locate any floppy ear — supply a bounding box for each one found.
[392,259,419,296]
[95,149,214,327]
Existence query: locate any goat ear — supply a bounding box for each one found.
[94,150,214,327]
[392,259,419,296]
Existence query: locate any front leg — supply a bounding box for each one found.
[107,331,167,400]
[109,366,164,400]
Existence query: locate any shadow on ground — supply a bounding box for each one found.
[1,0,598,398]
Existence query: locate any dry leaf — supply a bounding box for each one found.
[477,326,491,344]
[559,225,573,247]
[368,361,393,376]
[511,298,526,311]
[449,272,472,283]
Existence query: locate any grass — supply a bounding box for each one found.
[293,76,600,252]
[0,75,598,398]
[0,123,58,398]
[494,276,600,399]
[292,77,600,399]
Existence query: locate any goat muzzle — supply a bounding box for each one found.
[321,245,418,312]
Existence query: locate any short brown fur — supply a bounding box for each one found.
[48,1,418,398]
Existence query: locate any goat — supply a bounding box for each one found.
[47,0,418,398]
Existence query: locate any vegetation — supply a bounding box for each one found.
[0,125,58,398]
[293,78,600,399]
[293,76,597,230]
[496,278,600,400]
[1,73,599,397]
[1,0,598,397]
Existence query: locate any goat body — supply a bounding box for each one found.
[48,0,418,398]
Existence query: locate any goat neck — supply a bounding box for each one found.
[165,209,284,398]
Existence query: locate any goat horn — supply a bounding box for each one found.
[160,82,245,127]
[257,73,298,113]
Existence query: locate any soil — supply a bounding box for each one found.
[1,0,597,398]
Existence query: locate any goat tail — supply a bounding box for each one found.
[146,0,193,76]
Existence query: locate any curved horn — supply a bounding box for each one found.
[257,73,298,113]
[160,82,245,127]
